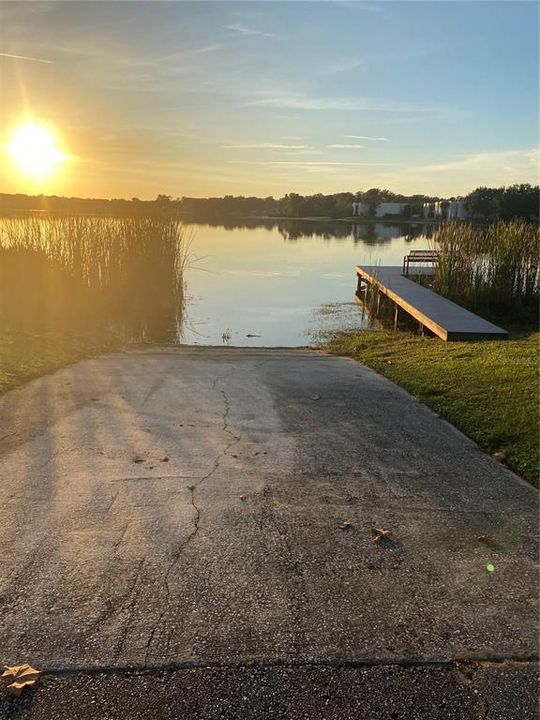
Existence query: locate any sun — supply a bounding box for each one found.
[5,122,67,180]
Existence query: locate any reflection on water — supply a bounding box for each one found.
[0,216,431,349]
[180,219,431,346]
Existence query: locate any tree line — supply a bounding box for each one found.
[0,184,537,220]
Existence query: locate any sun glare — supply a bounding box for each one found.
[5,122,67,181]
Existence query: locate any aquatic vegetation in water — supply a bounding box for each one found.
[431,220,539,318]
[0,215,187,344]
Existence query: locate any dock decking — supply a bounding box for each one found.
[355,265,508,341]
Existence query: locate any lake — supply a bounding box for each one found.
[180,220,430,346]
[0,216,431,348]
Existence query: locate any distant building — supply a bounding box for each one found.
[434,201,447,218]
[423,198,468,220]
[352,201,367,216]
[447,199,468,219]
[375,202,408,217]
[352,201,408,217]
[423,202,435,218]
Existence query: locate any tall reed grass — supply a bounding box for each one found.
[0,215,186,344]
[431,220,539,318]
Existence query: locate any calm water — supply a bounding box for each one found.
[180,220,429,346]
[0,216,430,348]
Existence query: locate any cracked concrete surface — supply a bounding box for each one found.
[0,347,537,718]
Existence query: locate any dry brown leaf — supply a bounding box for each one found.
[3,664,41,679]
[6,680,36,697]
[372,527,391,543]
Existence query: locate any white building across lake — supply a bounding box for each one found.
[352,197,469,219]
[352,201,409,217]
[423,198,468,219]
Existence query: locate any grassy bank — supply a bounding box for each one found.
[0,329,123,395]
[324,328,539,487]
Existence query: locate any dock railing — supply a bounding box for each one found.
[402,249,439,275]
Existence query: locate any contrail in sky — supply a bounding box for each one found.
[0,52,53,64]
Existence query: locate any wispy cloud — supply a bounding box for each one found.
[224,23,275,38]
[222,143,308,149]
[417,148,539,175]
[375,148,540,196]
[0,51,53,64]
[322,57,364,75]
[328,144,365,149]
[190,44,222,56]
[246,93,433,113]
[345,134,388,141]
[228,160,389,166]
[337,2,387,14]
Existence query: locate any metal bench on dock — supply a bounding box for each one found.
[356,265,508,341]
[402,249,439,275]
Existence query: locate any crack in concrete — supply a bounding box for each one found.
[113,523,131,553]
[106,490,120,513]
[143,379,241,667]
[112,556,147,662]
[87,553,147,639]
[112,475,200,483]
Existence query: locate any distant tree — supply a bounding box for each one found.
[466,185,539,220]
[466,187,501,219]
[500,184,539,220]
[1,186,536,221]
[361,188,396,216]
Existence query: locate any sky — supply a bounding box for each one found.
[0,1,538,199]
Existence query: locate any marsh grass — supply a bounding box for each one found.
[431,220,539,319]
[0,215,186,343]
[0,215,187,391]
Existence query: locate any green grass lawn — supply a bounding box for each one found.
[324,327,539,487]
[0,329,122,396]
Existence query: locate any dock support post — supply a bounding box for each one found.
[376,291,381,315]
[394,303,399,330]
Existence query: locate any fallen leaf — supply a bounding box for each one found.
[310,395,320,401]
[6,680,36,697]
[2,664,41,696]
[2,664,41,681]
[372,527,392,543]
[340,520,352,530]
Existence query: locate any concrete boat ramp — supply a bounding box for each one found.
[0,347,536,718]
[356,265,508,341]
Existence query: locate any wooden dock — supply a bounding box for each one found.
[355,265,508,341]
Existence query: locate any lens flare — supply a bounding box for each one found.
[5,122,67,180]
